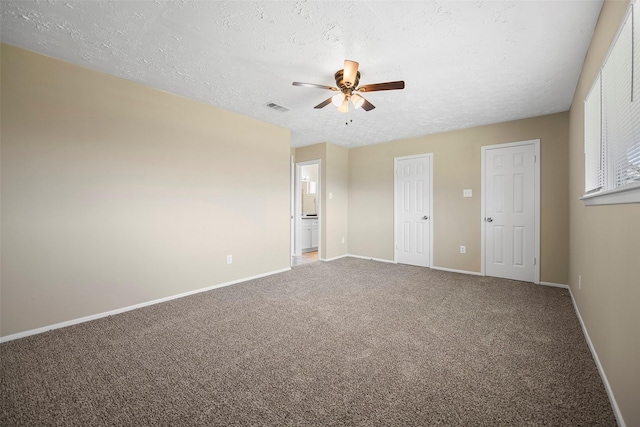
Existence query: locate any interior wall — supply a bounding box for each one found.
[348,113,570,284]
[294,142,349,261]
[0,44,291,337]
[324,143,349,260]
[568,1,640,425]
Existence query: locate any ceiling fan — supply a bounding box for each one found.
[292,60,404,112]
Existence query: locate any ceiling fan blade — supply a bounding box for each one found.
[292,82,338,91]
[314,97,333,109]
[343,60,359,87]
[361,98,375,111]
[357,81,405,92]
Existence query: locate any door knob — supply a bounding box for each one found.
[422,215,429,220]
[486,217,493,222]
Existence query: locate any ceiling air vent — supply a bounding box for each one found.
[265,102,290,112]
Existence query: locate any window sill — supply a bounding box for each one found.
[581,182,640,206]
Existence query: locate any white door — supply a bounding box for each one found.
[483,142,537,282]
[395,155,431,267]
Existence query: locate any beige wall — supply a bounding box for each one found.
[568,1,640,425]
[294,143,349,260]
[324,143,349,260]
[348,113,569,284]
[0,44,291,337]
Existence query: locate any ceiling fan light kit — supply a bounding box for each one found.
[337,98,349,113]
[350,93,365,109]
[293,59,405,115]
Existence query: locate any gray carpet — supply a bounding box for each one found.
[1,258,616,426]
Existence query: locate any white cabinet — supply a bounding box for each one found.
[301,221,312,249]
[311,222,319,248]
[301,218,319,252]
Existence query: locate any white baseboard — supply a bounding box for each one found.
[430,265,483,276]
[0,266,291,344]
[568,287,625,427]
[320,254,350,262]
[539,281,570,289]
[347,254,395,264]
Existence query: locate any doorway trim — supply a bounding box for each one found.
[393,153,434,267]
[480,139,540,284]
[290,155,295,259]
[294,159,321,258]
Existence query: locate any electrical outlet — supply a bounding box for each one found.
[578,275,581,290]
[341,237,345,244]
[463,189,472,197]
[227,255,233,264]
[460,246,466,254]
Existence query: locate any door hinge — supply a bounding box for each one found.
[534,155,537,163]
[534,257,537,265]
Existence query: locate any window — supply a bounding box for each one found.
[583,2,640,205]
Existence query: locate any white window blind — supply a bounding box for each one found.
[585,76,603,193]
[583,2,640,204]
[602,15,635,188]
[630,4,640,185]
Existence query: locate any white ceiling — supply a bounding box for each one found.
[1,0,603,148]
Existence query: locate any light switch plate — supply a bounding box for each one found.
[463,189,472,197]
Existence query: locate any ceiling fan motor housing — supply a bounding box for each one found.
[335,69,360,91]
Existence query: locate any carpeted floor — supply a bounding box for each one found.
[0,258,616,426]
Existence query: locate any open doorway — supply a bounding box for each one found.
[292,160,320,266]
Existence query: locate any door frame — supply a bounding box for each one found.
[480,139,540,284]
[290,155,295,260]
[294,159,321,258]
[393,153,434,267]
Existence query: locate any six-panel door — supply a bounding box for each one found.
[395,156,431,267]
[484,144,535,282]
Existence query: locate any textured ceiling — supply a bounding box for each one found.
[1,1,603,148]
